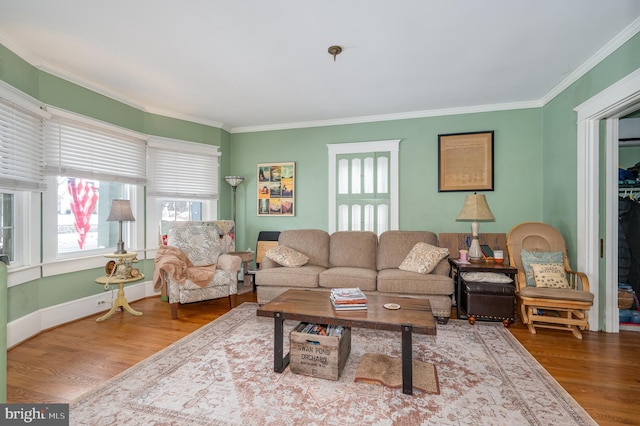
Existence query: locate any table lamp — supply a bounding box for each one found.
[106,199,136,254]
[456,193,495,262]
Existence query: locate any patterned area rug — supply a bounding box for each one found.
[70,303,596,425]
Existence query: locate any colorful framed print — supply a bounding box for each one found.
[257,162,295,216]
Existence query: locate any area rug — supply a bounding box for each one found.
[70,303,597,425]
[354,353,439,394]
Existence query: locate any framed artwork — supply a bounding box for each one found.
[257,162,295,216]
[438,131,494,192]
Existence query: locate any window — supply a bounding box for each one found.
[0,82,48,284]
[43,109,146,275]
[0,193,14,262]
[161,201,203,222]
[54,177,133,254]
[328,140,399,235]
[146,136,219,251]
[336,152,391,233]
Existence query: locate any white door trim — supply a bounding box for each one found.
[575,68,640,332]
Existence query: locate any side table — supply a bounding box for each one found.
[95,274,145,322]
[448,258,517,324]
[228,250,254,282]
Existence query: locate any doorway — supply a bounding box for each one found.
[617,113,640,330]
[576,68,640,332]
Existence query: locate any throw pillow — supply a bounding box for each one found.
[398,242,449,275]
[521,249,564,287]
[168,226,222,266]
[265,245,309,267]
[530,262,569,288]
[460,272,513,283]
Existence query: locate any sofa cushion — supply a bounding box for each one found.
[254,265,325,288]
[265,245,309,267]
[168,226,222,266]
[519,286,594,303]
[399,242,449,274]
[377,231,439,271]
[329,231,378,269]
[279,229,330,268]
[530,262,569,288]
[319,267,377,291]
[377,269,454,295]
[521,249,563,287]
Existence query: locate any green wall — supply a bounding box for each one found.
[0,30,638,329]
[541,33,640,325]
[230,110,543,252]
[541,33,640,255]
[0,44,232,322]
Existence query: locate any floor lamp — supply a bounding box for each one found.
[225,176,244,246]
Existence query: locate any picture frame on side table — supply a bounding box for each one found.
[257,162,295,216]
[438,131,494,192]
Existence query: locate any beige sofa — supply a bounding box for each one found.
[255,229,454,323]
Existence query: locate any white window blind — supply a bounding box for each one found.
[147,137,219,199]
[0,97,47,191]
[45,115,147,184]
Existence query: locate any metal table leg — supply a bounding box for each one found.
[273,312,289,373]
[401,324,413,395]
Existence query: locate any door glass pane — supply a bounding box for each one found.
[351,159,361,194]
[364,204,374,232]
[338,159,349,194]
[364,156,374,194]
[338,204,349,231]
[351,204,361,230]
[377,204,389,234]
[377,156,389,193]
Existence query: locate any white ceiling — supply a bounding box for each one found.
[0,0,639,133]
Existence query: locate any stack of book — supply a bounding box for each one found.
[298,323,345,336]
[330,287,368,310]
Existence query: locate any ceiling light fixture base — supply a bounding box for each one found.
[328,45,342,61]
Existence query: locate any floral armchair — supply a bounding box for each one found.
[155,221,241,319]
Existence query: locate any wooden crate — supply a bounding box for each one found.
[290,322,351,381]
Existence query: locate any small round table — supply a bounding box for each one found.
[228,251,254,282]
[94,274,145,322]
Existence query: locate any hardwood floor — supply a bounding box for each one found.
[6,292,640,425]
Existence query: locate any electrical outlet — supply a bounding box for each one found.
[96,299,107,306]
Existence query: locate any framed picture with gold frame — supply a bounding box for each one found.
[257,162,295,216]
[438,131,494,192]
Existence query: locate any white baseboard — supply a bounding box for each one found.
[7,280,159,348]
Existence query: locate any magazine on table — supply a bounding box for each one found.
[331,301,367,310]
[330,287,367,310]
[330,287,367,302]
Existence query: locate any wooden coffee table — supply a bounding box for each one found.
[256,289,436,395]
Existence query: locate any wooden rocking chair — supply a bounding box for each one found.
[507,222,594,339]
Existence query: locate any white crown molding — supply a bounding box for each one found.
[143,105,227,131]
[230,100,542,134]
[541,16,640,106]
[0,29,43,67]
[2,17,638,134]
